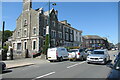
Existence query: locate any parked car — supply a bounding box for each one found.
[107,57,120,79]
[0,62,6,73]
[47,47,68,62]
[68,49,88,61]
[85,49,94,54]
[114,52,120,63]
[111,48,116,51]
[87,49,110,64]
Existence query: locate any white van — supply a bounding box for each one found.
[47,47,68,62]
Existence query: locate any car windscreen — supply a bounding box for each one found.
[93,51,104,54]
[68,50,78,52]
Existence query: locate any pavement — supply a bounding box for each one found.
[2,57,48,69]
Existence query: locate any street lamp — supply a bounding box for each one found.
[44,0,56,54]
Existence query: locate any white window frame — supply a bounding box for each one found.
[32,40,37,50]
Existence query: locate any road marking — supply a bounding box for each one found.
[67,61,86,69]
[33,72,55,79]
[50,62,64,64]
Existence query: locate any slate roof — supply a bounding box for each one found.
[83,35,103,39]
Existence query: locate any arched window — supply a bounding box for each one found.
[33,28,36,35]
[24,30,27,35]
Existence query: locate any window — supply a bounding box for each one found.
[93,40,96,43]
[54,31,56,37]
[51,31,54,37]
[51,39,55,45]
[76,31,77,34]
[70,34,73,41]
[45,19,48,25]
[17,43,21,50]
[33,28,36,35]
[52,21,55,27]
[66,33,69,40]
[18,32,20,36]
[66,28,68,32]
[61,49,65,51]
[58,32,62,38]
[24,42,27,49]
[43,28,46,36]
[90,40,92,43]
[101,40,103,43]
[97,40,99,43]
[59,24,62,29]
[93,51,104,54]
[60,32,62,38]
[70,29,72,33]
[24,30,27,35]
[24,19,27,26]
[33,41,36,50]
[76,36,78,41]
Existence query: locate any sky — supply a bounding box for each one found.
[1,2,118,44]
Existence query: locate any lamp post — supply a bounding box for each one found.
[1,21,5,60]
[44,0,56,55]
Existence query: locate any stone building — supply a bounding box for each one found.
[82,35,109,49]
[11,0,82,58]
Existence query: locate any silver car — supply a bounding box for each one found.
[68,49,88,61]
[87,49,110,64]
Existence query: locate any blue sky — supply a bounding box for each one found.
[2,2,118,44]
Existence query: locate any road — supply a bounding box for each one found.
[2,50,118,79]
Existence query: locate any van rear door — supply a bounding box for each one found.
[47,48,57,60]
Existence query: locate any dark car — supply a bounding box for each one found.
[0,62,6,73]
[114,52,120,63]
[107,57,120,79]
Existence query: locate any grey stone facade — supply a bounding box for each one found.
[11,0,82,58]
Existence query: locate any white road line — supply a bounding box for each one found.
[50,62,64,64]
[67,61,86,69]
[34,72,55,79]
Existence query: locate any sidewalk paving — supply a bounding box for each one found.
[2,58,48,69]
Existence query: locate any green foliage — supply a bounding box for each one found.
[43,34,50,55]
[3,44,9,53]
[0,30,13,42]
[65,46,80,50]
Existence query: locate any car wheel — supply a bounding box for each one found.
[59,57,63,62]
[73,58,77,61]
[69,59,72,61]
[49,60,53,62]
[83,57,87,61]
[81,56,84,61]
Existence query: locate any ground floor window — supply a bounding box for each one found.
[33,41,36,50]
[17,43,21,50]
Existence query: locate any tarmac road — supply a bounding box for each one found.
[2,50,118,79]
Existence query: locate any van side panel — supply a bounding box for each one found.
[47,48,57,60]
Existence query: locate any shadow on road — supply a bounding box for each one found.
[2,69,12,74]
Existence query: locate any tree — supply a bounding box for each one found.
[43,34,50,55]
[0,30,13,42]
[4,30,13,42]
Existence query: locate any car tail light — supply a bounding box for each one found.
[78,53,80,55]
[56,52,58,56]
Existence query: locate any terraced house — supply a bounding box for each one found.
[11,0,82,58]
